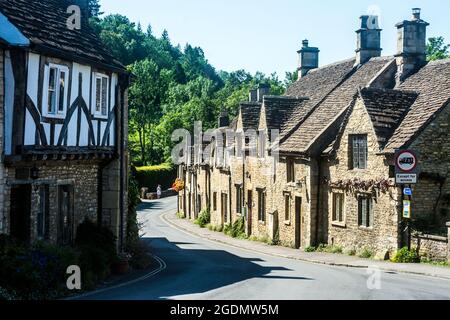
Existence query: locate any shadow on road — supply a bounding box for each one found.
[136,236,313,300]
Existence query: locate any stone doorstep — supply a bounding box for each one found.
[164,213,450,281]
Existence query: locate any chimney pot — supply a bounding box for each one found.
[249,89,258,102]
[257,84,270,102]
[412,8,421,20]
[297,39,319,78]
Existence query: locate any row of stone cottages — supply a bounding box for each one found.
[0,0,130,250]
[177,9,450,262]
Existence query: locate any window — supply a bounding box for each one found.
[37,185,50,240]
[93,73,109,117]
[284,193,291,221]
[213,192,217,211]
[257,189,266,222]
[43,64,69,117]
[235,185,242,214]
[287,158,295,183]
[332,193,344,223]
[358,195,373,228]
[350,135,368,169]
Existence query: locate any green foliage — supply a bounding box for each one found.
[427,37,450,61]
[134,163,176,191]
[75,220,118,288]
[391,247,420,264]
[304,246,316,253]
[346,248,357,256]
[358,248,375,259]
[0,237,79,300]
[194,210,211,228]
[223,223,232,236]
[315,244,343,254]
[176,211,186,219]
[228,216,247,239]
[92,10,287,166]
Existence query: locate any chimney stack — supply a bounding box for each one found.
[257,83,270,102]
[218,110,230,128]
[355,15,382,65]
[249,89,258,102]
[395,8,429,85]
[297,39,319,78]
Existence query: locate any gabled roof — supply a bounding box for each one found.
[262,96,308,135]
[280,57,394,154]
[384,58,450,152]
[359,88,418,147]
[239,102,262,131]
[0,0,125,72]
[282,58,356,136]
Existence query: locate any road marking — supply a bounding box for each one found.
[66,255,167,300]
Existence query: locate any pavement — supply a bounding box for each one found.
[79,196,450,300]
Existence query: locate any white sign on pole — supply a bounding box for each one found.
[396,174,417,184]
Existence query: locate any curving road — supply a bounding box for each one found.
[83,196,450,300]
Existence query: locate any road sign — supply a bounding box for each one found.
[403,187,412,196]
[396,174,417,184]
[403,200,411,219]
[395,150,418,173]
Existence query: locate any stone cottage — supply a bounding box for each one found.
[177,8,450,261]
[0,0,130,249]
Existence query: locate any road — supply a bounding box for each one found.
[83,196,450,300]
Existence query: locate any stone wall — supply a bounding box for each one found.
[326,99,400,258]
[409,104,450,229]
[411,234,448,262]
[448,222,450,264]
[4,161,99,244]
[0,49,5,233]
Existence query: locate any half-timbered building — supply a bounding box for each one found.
[0,0,130,248]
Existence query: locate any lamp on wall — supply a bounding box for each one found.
[30,166,39,180]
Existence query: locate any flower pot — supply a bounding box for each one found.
[112,260,130,275]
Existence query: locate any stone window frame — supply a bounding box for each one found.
[357,193,374,230]
[349,134,368,170]
[331,191,346,228]
[286,158,296,183]
[235,184,243,214]
[213,192,217,211]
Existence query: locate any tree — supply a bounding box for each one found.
[427,37,450,61]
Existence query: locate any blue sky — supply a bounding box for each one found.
[99,0,450,78]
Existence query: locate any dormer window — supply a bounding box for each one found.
[93,73,109,118]
[43,64,69,118]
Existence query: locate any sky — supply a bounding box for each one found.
[99,0,450,78]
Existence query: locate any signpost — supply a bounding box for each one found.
[395,150,419,250]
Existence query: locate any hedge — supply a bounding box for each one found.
[134,163,177,191]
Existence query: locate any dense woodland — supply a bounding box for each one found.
[87,1,449,166]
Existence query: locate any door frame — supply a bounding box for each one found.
[295,196,302,249]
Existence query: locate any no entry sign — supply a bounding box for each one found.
[395,150,417,173]
[395,150,419,185]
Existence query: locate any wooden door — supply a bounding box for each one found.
[295,197,302,249]
[247,190,253,236]
[58,185,74,245]
[10,184,32,243]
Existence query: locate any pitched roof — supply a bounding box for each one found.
[262,96,309,135]
[280,57,394,153]
[384,58,450,152]
[0,0,125,72]
[359,88,418,146]
[282,58,356,136]
[239,102,262,131]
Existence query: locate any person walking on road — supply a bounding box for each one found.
[157,185,162,199]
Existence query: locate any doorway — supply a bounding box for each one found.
[247,190,253,236]
[295,197,302,249]
[58,185,74,246]
[221,193,228,225]
[10,184,32,243]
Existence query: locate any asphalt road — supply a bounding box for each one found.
[83,196,450,300]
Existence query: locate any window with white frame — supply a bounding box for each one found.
[43,64,69,117]
[93,73,109,117]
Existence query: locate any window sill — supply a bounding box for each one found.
[43,113,66,120]
[258,221,266,226]
[331,221,346,228]
[284,220,291,226]
[358,226,374,231]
